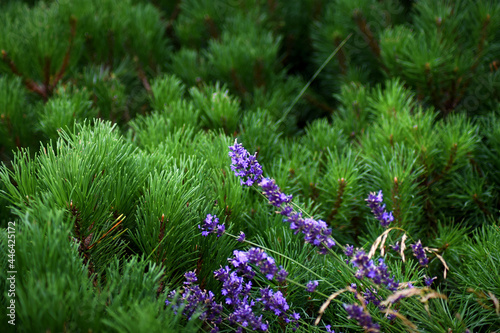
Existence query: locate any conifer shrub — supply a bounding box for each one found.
[1,0,499,332]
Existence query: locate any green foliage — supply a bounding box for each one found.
[0,76,37,154]
[1,0,500,331]
[190,82,241,134]
[450,224,500,330]
[39,84,97,139]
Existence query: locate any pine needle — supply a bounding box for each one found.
[276,33,352,126]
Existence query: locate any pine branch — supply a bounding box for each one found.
[352,10,380,57]
[427,143,458,187]
[230,68,248,96]
[334,36,347,75]
[51,16,77,91]
[204,15,220,40]
[326,177,346,224]
[303,93,336,114]
[135,57,152,94]
[391,177,402,226]
[1,50,46,99]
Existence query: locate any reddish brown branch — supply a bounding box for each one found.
[428,143,458,187]
[51,16,77,90]
[470,14,490,73]
[303,94,336,114]
[253,59,265,88]
[204,15,220,40]
[353,10,380,57]
[1,50,46,99]
[391,177,402,225]
[135,58,152,94]
[327,178,347,224]
[43,56,51,89]
[334,36,347,74]
[230,68,247,96]
[473,193,492,216]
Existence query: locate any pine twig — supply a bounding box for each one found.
[135,57,152,94]
[391,177,402,226]
[1,50,46,99]
[50,16,77,91]
[327,177,347,224]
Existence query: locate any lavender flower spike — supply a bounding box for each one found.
[344,304,380,332]
[366,190,394,227]
[229,139,263,186]
[259,177,293,208]
[411,240,428,266]
[306,280,319,293]
[199,214,225,237]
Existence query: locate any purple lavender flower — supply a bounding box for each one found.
[363,287,381,306]
[199,214,225,237]
[230,248,281,280]
[229,139,263,186]
[228,142,335,255]
[173,249,298,332]
[184,271,197,285]
[344,244,354,257]
[344,304,380,332]
[165,272,222,322]
[351,250,399,292]
[279,205,293,216]
[306,280,319,293]
[391,241,400,252]
[276,267,288,283]
[366,190,394,227]
[285,212,335,254]
[411,240,428,266]
[227,295,267,331]
[325,325,335,333]
[237,231,246,242]
[424,276,437,287]
[387,310,397,321]
[259,177,293,208]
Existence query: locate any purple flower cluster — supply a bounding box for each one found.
[285,212,336,254]
[306,280,319,293]
[366,191,394,228]
[228,141,336,255]
[165,271,223,323]
[411,240,428,266]
[229,139,263,186]
[167,248,299,332]
[237,231,246,242]
[199,214,225,237]
[344,304,380,332]
[228,248,285,281]
[214,248,300,331]
[351,250,399,292]
[424,276,437,286]
[259,178,293,207]
[344,244,354,257]
[363,287,381,307]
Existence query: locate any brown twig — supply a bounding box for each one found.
[51,16,77,91]
[204,15,220,40]
[253,59,265,88]
[334,36,347,75]
[327,178,347,224]
[391,177,402,226]
[135,57,152,94]
[1,50,46,98]
[427,143,458,187]
[230,68,247,96]
[303,94,336,114]
[473,193,492,216]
